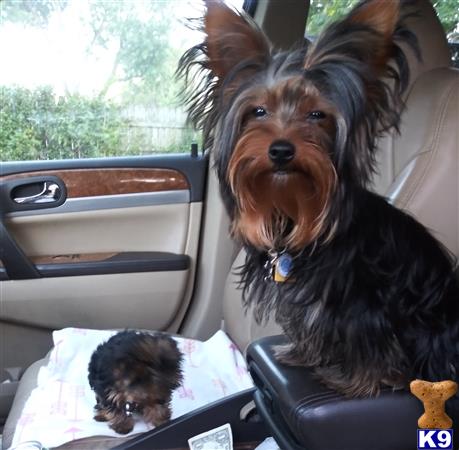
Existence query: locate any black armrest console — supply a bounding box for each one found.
[246,335,459,450]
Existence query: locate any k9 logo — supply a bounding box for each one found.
[418,429,453,449]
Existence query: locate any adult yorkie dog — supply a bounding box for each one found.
[88,330,183,434]
[179,0,459,397]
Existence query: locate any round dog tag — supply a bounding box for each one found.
[277,253,293,278]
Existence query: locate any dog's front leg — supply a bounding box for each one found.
[143,402,172,427]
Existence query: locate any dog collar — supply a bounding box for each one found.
[264,250,294,283]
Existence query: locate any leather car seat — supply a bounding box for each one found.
[2,0,457,448]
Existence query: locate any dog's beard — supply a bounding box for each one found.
[228,134,337,251]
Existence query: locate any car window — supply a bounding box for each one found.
[0,0,243,162]
[432,0,459,68]
[305,0,359,37]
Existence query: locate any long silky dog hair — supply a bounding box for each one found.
[178,0,459,397]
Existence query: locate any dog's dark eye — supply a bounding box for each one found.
[252,106,267,118]
[307,111,326,120]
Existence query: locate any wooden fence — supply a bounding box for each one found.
[121,104,199,153]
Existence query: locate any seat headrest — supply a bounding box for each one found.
[401,0,451,88]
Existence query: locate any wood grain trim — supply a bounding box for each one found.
[33,253,119,265]
[1,168,189,198]
[0,253,118,267]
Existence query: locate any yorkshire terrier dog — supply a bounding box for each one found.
[179,0,459,397]
[88,330,183,434]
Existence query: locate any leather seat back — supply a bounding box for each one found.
[379,0,458,256]
[223,251,282,352]
[371,0,452,193]
[388,68,458,255]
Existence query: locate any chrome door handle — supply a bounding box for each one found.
[13,182,61,204]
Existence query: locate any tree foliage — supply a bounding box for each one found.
[306,0,458,36]
[0,0,69,28]
[306,0,359,36]
[83,0,179,104]
[1,0,181,104]
[432,0,459,35]
[0,0,195,161]
[0,86,128,161]
[0,86,199,161]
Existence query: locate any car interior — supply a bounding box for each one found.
[0,0,458,449]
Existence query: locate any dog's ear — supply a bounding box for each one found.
[305,0,400,74]
[346,0,400,74]
[303,0,417,184]
[348,0,399,37]
[178,2,270,148]
[203,1,270,80]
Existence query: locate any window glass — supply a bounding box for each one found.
[305,0,359,37]
[432,0,458,68]
[0,0,243,161]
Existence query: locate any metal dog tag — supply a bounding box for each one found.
[274,252,293,282]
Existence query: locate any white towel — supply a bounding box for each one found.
[11,328,253,449]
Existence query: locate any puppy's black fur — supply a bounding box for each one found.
[88,330,183,434]
[179,0,459,397]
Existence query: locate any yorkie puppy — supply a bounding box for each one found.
[88,330,183,434]
[179,0,459,397]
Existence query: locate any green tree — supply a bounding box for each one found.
[0,0,69,28]
[0,86,130,161]
[432,0,459,35]
[0,0,196,161]
[0,0,182,105]
[83,1,179,104]
[306,0,458,37]
[306,0,359,36]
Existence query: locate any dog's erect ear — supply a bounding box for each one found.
[348,0,399,37]
[204,1,270,80]
[178,1,270,149]
[347,0,400,73]
[303,0,417,184]
[305,0,400,74]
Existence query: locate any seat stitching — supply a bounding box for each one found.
[396,77,457,209]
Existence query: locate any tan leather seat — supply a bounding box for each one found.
[387,67,459,256]
[372,1,458,257]
[3,0,457,448]
[371,0,453,194]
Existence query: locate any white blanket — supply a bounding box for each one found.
[11,328,253,449]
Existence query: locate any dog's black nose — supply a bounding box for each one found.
[268,140,295,166]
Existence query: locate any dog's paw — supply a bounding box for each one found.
[93,409,109,422]
[273,343,294,362]
[313,365,384,398]
[273,343,315,367]
[110,415,135,435]
[144,403,171,427]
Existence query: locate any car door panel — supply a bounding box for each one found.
[4,203,191,264]
[2,270,190,330]
[0,154,206,382]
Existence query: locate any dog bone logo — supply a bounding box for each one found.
[410,379,458,429]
